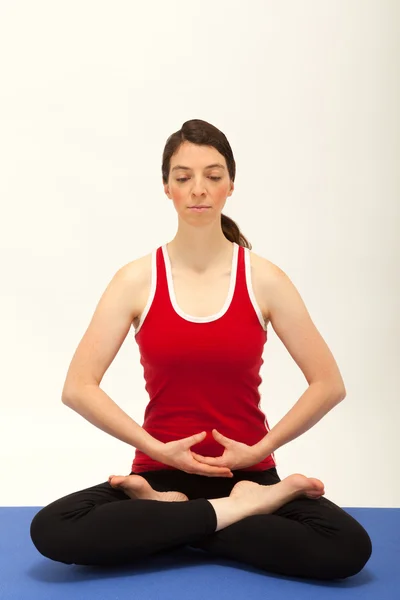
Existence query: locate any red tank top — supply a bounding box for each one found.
[131,241,277,473]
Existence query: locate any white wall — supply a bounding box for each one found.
[1,0,399,508]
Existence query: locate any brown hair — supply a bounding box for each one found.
[161,119,252,250]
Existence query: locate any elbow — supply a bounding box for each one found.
[61,381,98,405]
[61,385,80,406]
[336,383,347,400]
[333,386,347,402]
[312,380,346,402]
[61,393,73,406]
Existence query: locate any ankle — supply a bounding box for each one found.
[207,497,248,532]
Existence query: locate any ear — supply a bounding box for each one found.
[163,183,172,199]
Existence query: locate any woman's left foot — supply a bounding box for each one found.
[108,474,188,502]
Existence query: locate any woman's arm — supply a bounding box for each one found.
[254,381,345,459]
[63,384,164,456]
[255,261,346,457]
[61,263,163,458]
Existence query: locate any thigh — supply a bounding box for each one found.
[30,479,131,559]
[254,469,362,536]
[239,468,364,536]
[37,479,129,520]
[192,471,372,580]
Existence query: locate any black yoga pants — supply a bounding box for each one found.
[30,466,372,581]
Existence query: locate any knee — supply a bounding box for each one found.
[30,507,72,564]
[334,522,373,580]
[30,507,48,553]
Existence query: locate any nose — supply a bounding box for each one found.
[191,178,208,196]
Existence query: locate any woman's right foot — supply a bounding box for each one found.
[108,474,189,502]
[229,473,325,517]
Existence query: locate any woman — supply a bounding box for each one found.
[30,119,372,581]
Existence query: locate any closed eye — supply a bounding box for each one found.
[177,177,221,182]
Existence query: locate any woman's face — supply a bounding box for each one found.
[164,142,234,218]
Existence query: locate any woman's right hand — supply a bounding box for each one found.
[158,431,234,478]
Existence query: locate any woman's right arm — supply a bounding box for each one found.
[62,384,164,458]
[61,262,164,459]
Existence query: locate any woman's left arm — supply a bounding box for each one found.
[255,262,346,459]
[254,381,346,459]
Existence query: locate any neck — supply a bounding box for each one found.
[167,234,233,273]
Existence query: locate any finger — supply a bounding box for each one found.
[192,453,221,465]
[191,452,203,460]
[201,467,233,477]
[191,458,232,477]
[192,452,219,461]
[212,429,229,440]
[191,452,207,460]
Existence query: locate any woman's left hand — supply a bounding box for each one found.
[191,429,262,471]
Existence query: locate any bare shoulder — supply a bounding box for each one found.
[118,251,153,320]
[119,251,152,280]
[249,248,283,286]
[247,249,284,326]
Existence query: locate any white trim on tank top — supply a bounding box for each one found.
[134,242,267,336]
[243,245,268,331]
[162,241,238,324]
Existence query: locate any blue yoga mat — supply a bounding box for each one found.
[0,507,398,599]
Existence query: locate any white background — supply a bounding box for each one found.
[0,0,399,507]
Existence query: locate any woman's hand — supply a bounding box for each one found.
[157,431,234,477]
[191,429,262,471]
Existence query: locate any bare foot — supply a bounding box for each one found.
[108,474,189,502]
[229,473,325,517]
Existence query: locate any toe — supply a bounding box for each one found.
[109,475,126,487]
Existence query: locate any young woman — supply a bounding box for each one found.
[30,119,372,581]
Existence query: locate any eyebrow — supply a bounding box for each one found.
[171,163,226,172]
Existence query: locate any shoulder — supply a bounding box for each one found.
[117,250,153,290]
[112,252,153,323]
[248,247,284,287]
[246,248,287,326]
